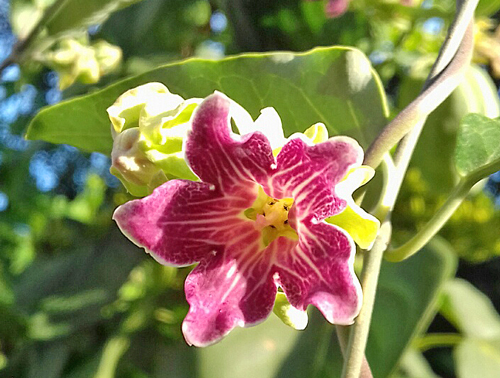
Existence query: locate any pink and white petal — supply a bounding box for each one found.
[275,220,361,325]
[185,93,275,194]
[271,136,364,221]
[113,179,255,267]
[182,247,277,347]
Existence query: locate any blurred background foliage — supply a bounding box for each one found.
[1,0,500,377]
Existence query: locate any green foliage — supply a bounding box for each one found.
[26,46,388,153]
[476,0,500,17]
[393,168,500,262]
[198,315,300,378]
[367,237,457,377]
[440,279,500,378]
[441,278,500,339]
[455,113,500,179]
[398,64,500,194]
[45,0,145,39]
[3,0,500,376]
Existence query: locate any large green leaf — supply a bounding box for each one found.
[26,47,388,154]
[197,314,300,378]
[45,0,145,38]
[454,113,500,178]
[366,237,457,377]
[441,278,500,339]
[476,0,500,16]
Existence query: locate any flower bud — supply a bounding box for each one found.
[108,83,200,196]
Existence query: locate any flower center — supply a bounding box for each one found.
[243,187,297,247]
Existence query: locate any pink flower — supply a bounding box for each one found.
[113,93,364,346]
[306,0,350,18]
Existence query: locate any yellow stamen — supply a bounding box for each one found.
[243,187,297,246]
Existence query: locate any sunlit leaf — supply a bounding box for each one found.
[198,314,300,378]
[441,278,500,339]
[455,338,500,378]
[455,114,500,179]
[26,47,388,154]
[45,0,145,38]
[398,65,500,193]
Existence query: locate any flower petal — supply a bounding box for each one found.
[327,166,380,249]
[182,246,277,347]
[271,136,363,221]
[113,179,256,266]
[185,93,275,194]
[275,220,361,324]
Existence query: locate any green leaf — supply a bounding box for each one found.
[45,0,145,38]
[197,314,300,378]
[26,47,388,154]
[367,237,457,377]
[391,348,440,378]
[441,278,500,339]
[14,227,143,338]
[455,113,500,179]
[398,65,500,193]
[476,0,500,17]
[455,338,500,378]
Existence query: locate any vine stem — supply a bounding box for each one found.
[341,221,391,378]
[340,0,477,377]
[364,0,477,170]
[413,333,463,352]
[386,159,500,262]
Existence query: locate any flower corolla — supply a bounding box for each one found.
[113,91,379,346]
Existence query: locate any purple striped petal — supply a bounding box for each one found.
[113,179,257,266]
[182,237,280,346]
[275,219,361,324]
[271,136,363,221]
[185,93,275,194]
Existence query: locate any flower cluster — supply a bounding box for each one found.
[111,86,379,346]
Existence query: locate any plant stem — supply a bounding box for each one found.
[386,159,500,262]
[341,221,392,378]
[341,0,478,377]
[0,0,70,72]
[363,0,476,170]
[413,333,463,352]
[336,326,373,378]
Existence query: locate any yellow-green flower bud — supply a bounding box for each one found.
[93,40,122,75]
[108,83,201,196]
[45,37,122,90]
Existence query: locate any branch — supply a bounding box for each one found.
[0,0,69,73]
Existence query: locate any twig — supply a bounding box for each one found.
[0,0,70,72]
